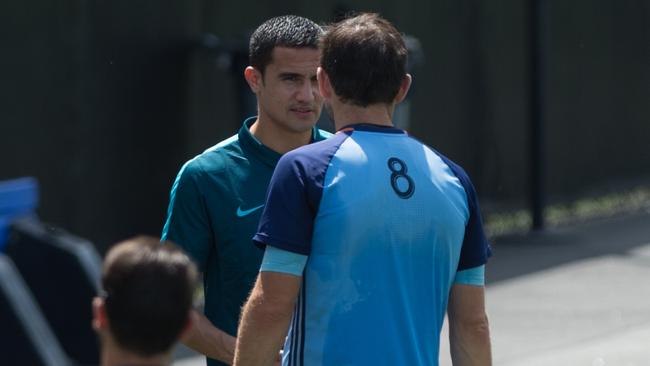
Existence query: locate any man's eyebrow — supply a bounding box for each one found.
[278,72,303,79]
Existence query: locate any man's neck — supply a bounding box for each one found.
[249,118,312,154]
[100,341,171,366]
[331,101,395,131]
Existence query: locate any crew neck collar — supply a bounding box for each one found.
[337,123,406,135]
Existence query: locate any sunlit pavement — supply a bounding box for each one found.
[441,211,650,366]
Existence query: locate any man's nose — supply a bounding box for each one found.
[296,80,317,102]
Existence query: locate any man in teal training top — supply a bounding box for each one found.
[162,15,329,366]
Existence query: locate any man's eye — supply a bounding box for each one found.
[283,76,299,81]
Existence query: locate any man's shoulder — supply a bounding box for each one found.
[278,132,349,173]
[426,146,471,183]
[405,135,471,182]
[181,134,241,176]
[203,133,240,154]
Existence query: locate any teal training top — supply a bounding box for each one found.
[162,117,331,366]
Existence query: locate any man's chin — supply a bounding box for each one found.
[289,109,318,121]
[286,118,319,134]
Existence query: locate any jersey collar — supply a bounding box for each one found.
[337,123,407,135]
[238,116,326,168]
[238,117,282,168]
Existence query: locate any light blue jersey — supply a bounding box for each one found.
[254,124,491,366]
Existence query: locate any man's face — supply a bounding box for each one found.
[255,47,323,134]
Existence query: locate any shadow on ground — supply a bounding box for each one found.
[487,211,650,284]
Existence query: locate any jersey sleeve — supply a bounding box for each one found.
[161,160,213,272]
[459,175,492,270]
[439,156,492,271]
[253,151,323,256]
[453,265,485,286]
[259,246,308,276]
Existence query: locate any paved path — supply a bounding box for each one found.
[440,211,650,366]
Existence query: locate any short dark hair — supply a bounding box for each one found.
[249,15,323,74]
[320,13,408,107]
[101,236,197,356]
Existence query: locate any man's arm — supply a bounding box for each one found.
[181,310,236,364]
[163,162,237,362]
[233,272,301,366]
[447,284,492,366]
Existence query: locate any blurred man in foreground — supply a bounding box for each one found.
[92,236,197,366]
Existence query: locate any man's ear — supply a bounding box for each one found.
[393,74,412,104]
[317,67,333,100]
[92,296,108,332]
[244,66,263,93]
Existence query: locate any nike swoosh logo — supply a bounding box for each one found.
[236,204,264,218]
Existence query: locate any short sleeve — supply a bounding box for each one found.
[161,160,213,272]
[259,246,308,276]
[253,151,324,255]
[453,265,485,286]
[458,177,492,270]
[438,155,492,271]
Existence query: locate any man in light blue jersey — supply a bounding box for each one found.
[234,13,492,366]
[162,16,330,366]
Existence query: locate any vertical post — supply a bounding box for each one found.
[529,0,545,230]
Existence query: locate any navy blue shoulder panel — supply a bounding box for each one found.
[253,132,351,255]
[434,150,493,271]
